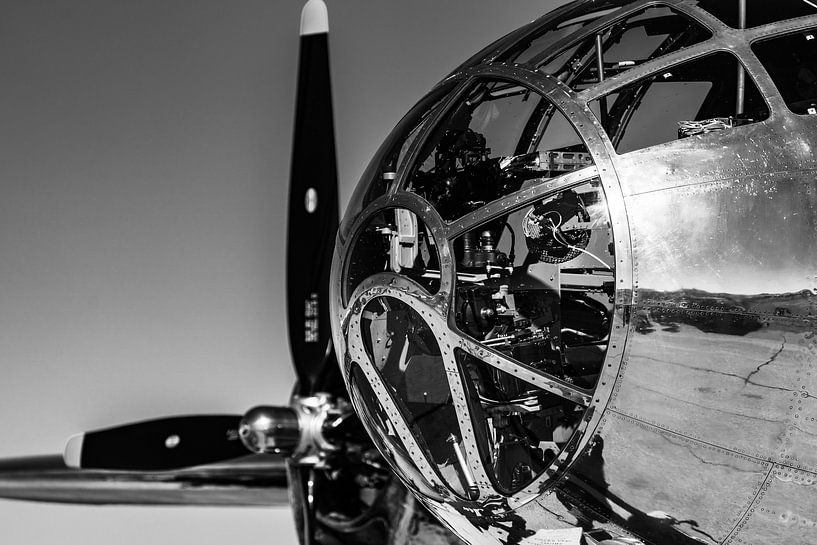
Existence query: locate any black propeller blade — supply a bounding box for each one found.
[64,415,247,471]
[58,0,342,478]
[287,0,339,397]
[286,3,339,544]
[0,1,346,526]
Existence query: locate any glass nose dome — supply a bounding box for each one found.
[332,72,622,514]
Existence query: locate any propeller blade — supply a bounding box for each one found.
[287,462,319,545]
[64,415,248,471]
[287,0,339,396]
[0,454,289,506]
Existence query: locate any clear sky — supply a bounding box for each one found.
[0,1,562,543]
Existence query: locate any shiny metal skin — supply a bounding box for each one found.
[331,1,817,544]
[287,393,345,465]
[0,454,289,506]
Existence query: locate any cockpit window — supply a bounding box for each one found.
[456,350,586,494]
[601,7,710,63]
[752,29,817,115]
[344,208,440,304]
[500,1,629,66]
[451,177,615,493]
[589,52,770,154]
[406,80,593,222]
[453,178,614,389]
[348,363,446,502]
[534,6,711,92]
[341,83,453,241]
[361,296,478,499]
[695,0,817,28]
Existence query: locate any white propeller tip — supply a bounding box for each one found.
[300,0,328,36]
[63,433,85,469]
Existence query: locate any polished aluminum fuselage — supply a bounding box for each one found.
[332,1,817,543]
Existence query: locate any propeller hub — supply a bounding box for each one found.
[239,406,301,457]
[240,393,348,464]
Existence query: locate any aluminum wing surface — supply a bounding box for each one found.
[0,454,288,506]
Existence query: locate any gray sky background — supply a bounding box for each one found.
[0,1,562,543]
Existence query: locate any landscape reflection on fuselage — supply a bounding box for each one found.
[331,0,817,544]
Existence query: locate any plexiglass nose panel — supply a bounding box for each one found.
[456,349,586,494]
[360,296,478,499]
[339,74,618,506]
[406,79,593,222]
[453,178,615,391]
[347,363,447,502]
[344,208,441,304]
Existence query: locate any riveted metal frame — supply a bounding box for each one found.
[336,60,633,513]
[523,0,697,70]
